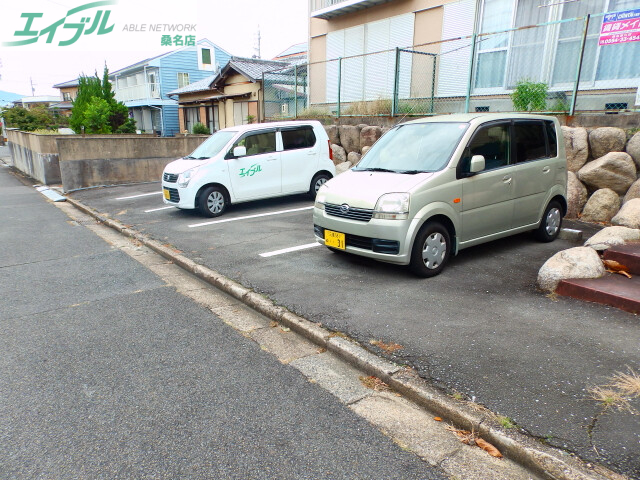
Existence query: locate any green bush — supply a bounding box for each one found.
[511,79,548,112]
[1,105,58,131]
[192,122,210,135]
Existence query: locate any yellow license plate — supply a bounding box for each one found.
[163,188,170,200]
[324,229,345,250]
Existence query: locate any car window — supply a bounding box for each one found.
[281,127,316,150]
[460,123,510,173]
[545,120,557,157]
[514,121,548,163]
[353,122,468,173]
[233,131,276,157]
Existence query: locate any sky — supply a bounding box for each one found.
[0,0,310,97]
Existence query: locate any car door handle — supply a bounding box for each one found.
[307,151,317,155]
[266,156,278,161]
[542,166,550,173]
[502,175,512,184]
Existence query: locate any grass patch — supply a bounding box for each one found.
[587,386,635,413]
[609,368,640,398]
[497,415,516,429]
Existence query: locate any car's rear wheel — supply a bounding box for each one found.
[409,222,451,277]
[309,173,331,197]
[534,200,562,242]
[198,186,227,217]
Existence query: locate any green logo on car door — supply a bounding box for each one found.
[239,164,262,177]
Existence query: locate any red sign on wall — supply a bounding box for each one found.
[599,9,640,46]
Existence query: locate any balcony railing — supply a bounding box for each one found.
[310,0,392,19]
[114,83,161,102]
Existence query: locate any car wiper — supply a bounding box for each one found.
[398,170,427,174]
[194,156,210,160]
[355,167,398,173]
[183,155,196,159]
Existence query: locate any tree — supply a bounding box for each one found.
[69,64,136,134]
[1,105,59,131]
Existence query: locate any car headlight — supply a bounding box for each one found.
[373,193,409,220]
[314,185,328,210]
[177,167,199,188]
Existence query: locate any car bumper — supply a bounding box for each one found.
[161,182,197,209]
[312,207,413,265]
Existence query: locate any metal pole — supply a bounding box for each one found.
[570,14,590,116]
[294,66,298,119]
[431,55,437,114]
[464,33,477,114]
[392,47,401,117]
[261,72,266,121]
[337,57,342,118]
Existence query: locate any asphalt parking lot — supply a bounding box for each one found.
[70,182,640,478]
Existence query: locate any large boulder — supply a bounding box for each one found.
[331,144,347,165]
[347,151,362,166]
[566,172,588,218]
[338,125,362,154]
[537,247,605,292]
[326,125,340,146]
[588,127,627,159]
[562,126,589,172]
[625,131,640,170]
[577,152,636,194]
[361,145,372,157]
[580,188,620,223]
[335,161,352,175]
[360,126,382,149]
[584,226,640,251]
[612,198,640,229]
[623,178,640,204]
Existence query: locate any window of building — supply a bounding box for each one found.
[178,72,190,89]
[202,48,211,65]
[184,107,199,133]
[326,13,414,103]
[62,92,72,101]
[207,105,219,133]
[233,101,258,126]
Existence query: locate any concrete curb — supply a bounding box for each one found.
[65,196,625,480]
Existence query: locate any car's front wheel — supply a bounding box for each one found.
[409,222,451,277]
[534,200,562,242]
[198,186,227,218]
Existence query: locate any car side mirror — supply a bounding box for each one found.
[469,155,485,173]
[233,146,246,158]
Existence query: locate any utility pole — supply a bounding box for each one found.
[253,26,261,59]
[30,77,36,96]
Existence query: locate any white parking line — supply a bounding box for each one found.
[260,242,321,258]
[188,206,313,228]
[116,191,163,200]
[145,206,175,213]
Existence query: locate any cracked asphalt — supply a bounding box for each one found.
[66,180,640,478]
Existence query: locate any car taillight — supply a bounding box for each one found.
[328,140,333,161]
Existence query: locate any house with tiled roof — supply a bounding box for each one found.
[109,39,232,136]
[167,56,295,131]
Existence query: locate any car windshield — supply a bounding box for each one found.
[353,122,468,173]
[185,131,237,159]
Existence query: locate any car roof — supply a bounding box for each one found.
[402,113,557,126]
[219,120,320,134]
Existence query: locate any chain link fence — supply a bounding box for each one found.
[264,9,639,121]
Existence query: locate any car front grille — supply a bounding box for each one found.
[325,203,373,222]
[163,172,179,183]
[165,187,180,203]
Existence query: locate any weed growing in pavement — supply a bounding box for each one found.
[587,386,635,413]
[497,416,516,429]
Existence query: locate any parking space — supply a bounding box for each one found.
[69,182,640,477]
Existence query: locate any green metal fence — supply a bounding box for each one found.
[264,9,639,120]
